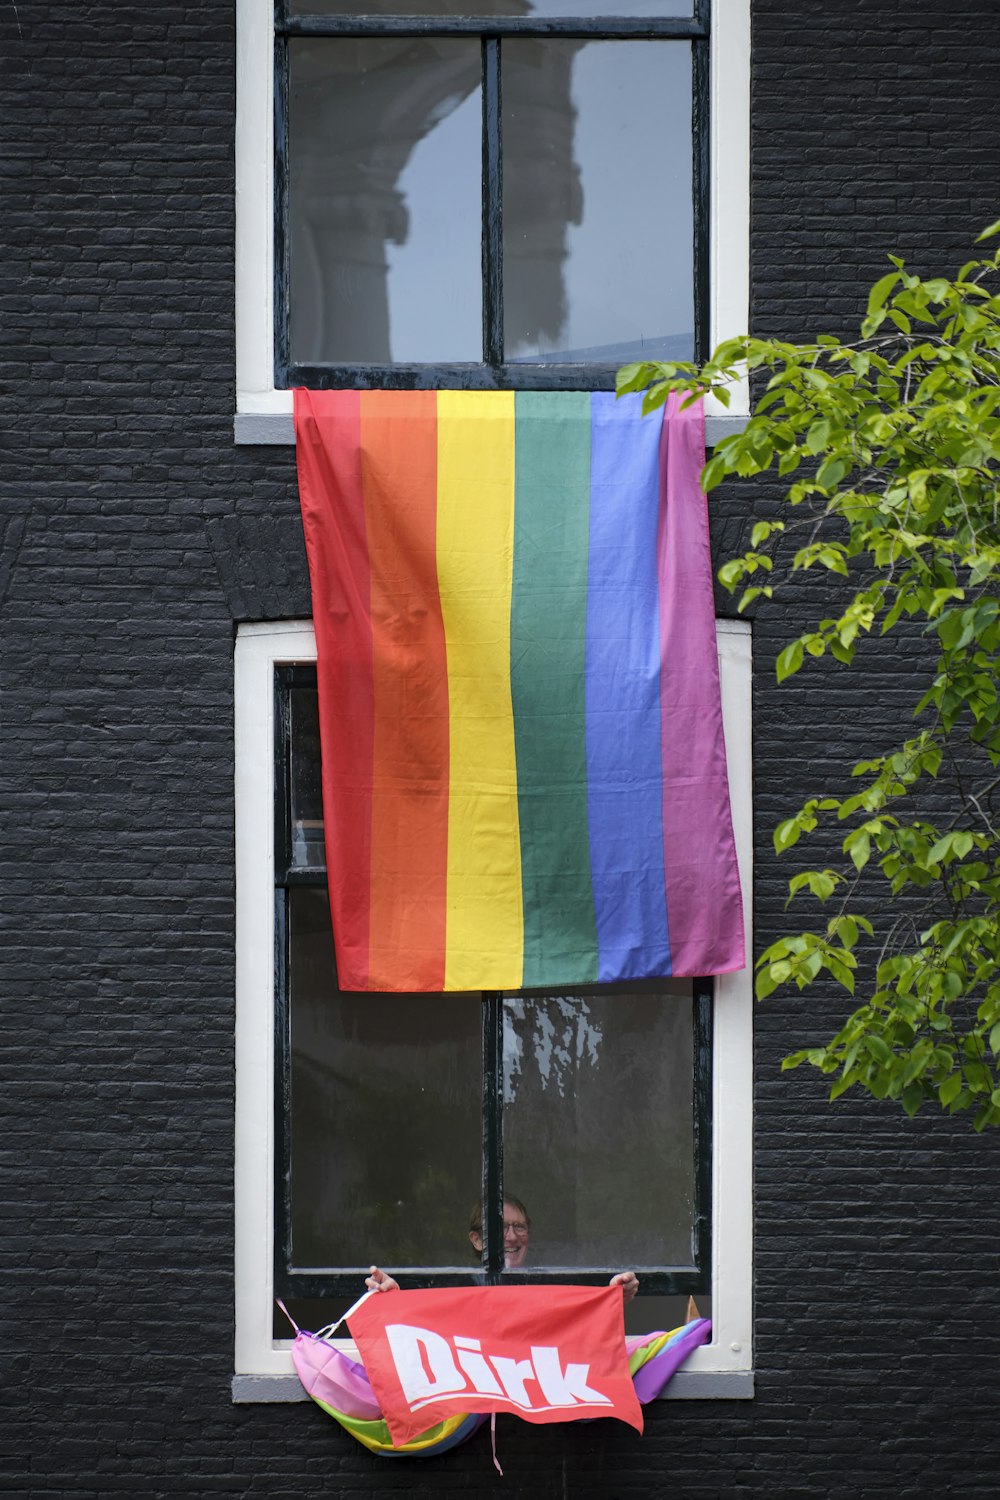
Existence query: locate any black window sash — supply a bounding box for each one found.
[272,0,711,388]
[272,665,713,1300]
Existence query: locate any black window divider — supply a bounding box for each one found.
[281,17,706,38]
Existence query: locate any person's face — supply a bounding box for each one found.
[470,1202,530,1269]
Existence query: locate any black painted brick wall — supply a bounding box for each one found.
[2,1,999,1495]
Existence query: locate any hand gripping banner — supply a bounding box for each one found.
[346,1285,643,1448]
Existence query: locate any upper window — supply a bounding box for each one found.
[277,0,706,386]
[235,0,749,415]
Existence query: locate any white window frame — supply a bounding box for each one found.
[233,617,753,1398]
[234,0,751,423]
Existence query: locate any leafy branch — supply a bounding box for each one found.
[618,226,1000,1128]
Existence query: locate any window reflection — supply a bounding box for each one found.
[289,686,325,870]
[503,40,694,363]
[289,38,483,363]
[289,886,481,1267]
[287,34,693,366]
[503,988,696,1268]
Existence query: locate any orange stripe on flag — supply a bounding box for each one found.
[361,391,449,991]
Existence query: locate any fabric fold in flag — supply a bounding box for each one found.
[288,1304,713,1458]
[347,1284,642,1449]
[295,388,744,992]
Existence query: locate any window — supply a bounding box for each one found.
[234,0,750,421]
[273,663,712,1315]
[278,2,705,386]
[234,620,753,1396]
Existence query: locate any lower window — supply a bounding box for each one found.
[235,621,753,1392]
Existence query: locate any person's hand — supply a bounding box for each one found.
[366,1265,400,1294]
[610,1271,639,1303]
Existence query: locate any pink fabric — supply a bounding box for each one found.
[657,394,745,976]
[291,1332,382,1420]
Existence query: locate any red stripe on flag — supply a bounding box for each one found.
[295,389,374,990]
[361,391,449,991]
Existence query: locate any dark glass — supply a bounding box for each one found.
[502,986,696,1269]
[288,886,482,1268]
[273,1296,352,1340]
[288,0,694,16]
[623,1291,710,1337]
[503,40,693,363]
[275,1292,712,1340]
[288,38,482,363]
[289,685,325,871]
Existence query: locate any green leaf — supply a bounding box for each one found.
[776,639,804,683]
[701,454,728,491]
[640,382,673,415]
[806,418,831,454]
[755,968,779,1000]
[867,271,901,318]
[816,457,848,490]
[847,829,872,872]
[774,817,802,853]
[750,519,783,547]
[902,1083,924,1117]
[865,1034,892,1064]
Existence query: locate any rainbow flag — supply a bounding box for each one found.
[287,1315,713,1458]
[295,389,743,993]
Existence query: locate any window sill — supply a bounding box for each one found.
[231,1370,754,1403]
[232,412,751,448]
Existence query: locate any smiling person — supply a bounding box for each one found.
[468,1195,532,1270]
[366,1195,639,1302]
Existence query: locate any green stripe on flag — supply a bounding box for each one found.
[511,391,599,987]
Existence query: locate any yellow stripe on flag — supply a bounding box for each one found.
[436,391,523,989]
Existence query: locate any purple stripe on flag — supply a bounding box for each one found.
[631,1318,713,1403]
[585,392,672,981]
[656,394,745,976]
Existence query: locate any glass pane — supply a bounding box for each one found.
[289,1,694,16]
[624,1291,710,1338]
[288,886,483,1268]
[288,38,482,363]
[502,987,695,1269]
[503,40,693,363]
[274,1296,352,1340]
[273,1291,712,1341]
[289,685,325,871]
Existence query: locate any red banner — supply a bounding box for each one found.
[347,1284,643,1447]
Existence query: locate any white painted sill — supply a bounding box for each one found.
[231,1369,754,1403]
[232,412,750,447]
